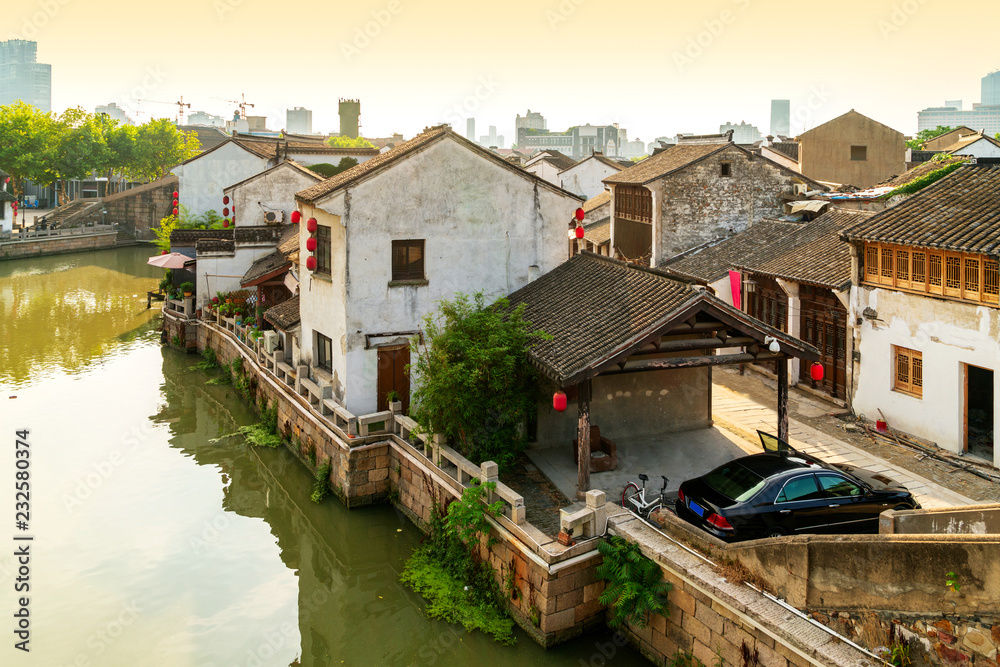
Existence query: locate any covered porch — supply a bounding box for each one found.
[506,252,821,501]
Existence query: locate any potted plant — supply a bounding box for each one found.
[387,390,402,413]
[179,282,194,298]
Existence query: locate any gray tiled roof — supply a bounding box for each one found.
[170,228,233,247]
[582,219,610,245]
[769,142,799,161]
[604,142,731,185]
[663,220,803,283]
[842,164,1000,256]
[264,295,299,330]
[735,208,875,290]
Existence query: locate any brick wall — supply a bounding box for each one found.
[103,177,178,240]
[0,231,118,260]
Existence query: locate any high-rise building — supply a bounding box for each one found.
[515,109,547,134]
[286,107,313,134]
[770,100,790,137]
[917,71,1000,136]
[981,71,1000,107]
[339,99,361,138]
[95,102,131,125]
[720,121,763,144]
[187,110,226,127]
[0,40,51,112]
[466,117,475,141]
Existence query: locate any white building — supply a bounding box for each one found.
[558,152,629,200]
[843,164,1000,466]
[292,125,584,415]
[171,137,377,218]
[523,150,577,187]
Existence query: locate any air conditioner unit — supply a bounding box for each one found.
[793,183,809,195]
[263,331,280,354]
[264,211,285,224]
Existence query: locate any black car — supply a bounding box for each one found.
[674,447,920,542]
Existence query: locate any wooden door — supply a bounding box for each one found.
[799,286,847,398]
[377,345,410,413]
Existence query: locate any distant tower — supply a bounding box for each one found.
[770,100,790,137]
[982,71,1000,107]
[339,99,361,138]
[466,117,475,141]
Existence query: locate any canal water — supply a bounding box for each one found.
[0,246,643,666]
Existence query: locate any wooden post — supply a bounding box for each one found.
[577,379,592,500]
[777,357,789,442]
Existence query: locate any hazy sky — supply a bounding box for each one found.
[11,0,1000,143]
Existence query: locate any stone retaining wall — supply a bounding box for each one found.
[103,177,177,240]
[0,231,118,260]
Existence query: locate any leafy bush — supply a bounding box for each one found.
[409,292,549,471]
[311,460,333,503]
[179,281,194,294]
[597,536,671,629]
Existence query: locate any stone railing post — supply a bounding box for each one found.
[388,401,400,434]
[431,434,445,467]
[480,460,498,501]
[294,365,309,396]
[586,489,608,537]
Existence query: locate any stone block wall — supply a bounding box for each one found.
[103,176,178,240]
[0,231,117,260]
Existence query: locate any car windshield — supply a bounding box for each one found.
[704,462,768,502]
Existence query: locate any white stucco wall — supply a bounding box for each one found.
[559,158,621,200]
[298,136,581,415]
[523,159,561,186]
[1,202,10,233]
[952,139,1000,159]
[197,246,276,307]
[850,285,1000,465]
[226,164,319,228]
[172,142,270,219]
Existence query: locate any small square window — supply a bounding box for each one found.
[851,145,867,161]
[720,163,732,177]
[391,239,425,282]
[316,332,333,373]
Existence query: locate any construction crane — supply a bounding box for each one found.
[214,94,255,120]
[135,96,192,124]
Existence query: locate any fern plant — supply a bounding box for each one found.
[597,536,671,629]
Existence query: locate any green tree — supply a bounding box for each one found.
[906,125,954,150]
[306,157,359,178]
[324,135,376,149]
[0,101,56,199]
[47,107,110,205]
[410,292,548,471]
[133,119,200,181]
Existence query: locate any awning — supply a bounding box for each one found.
[785,200,830,215]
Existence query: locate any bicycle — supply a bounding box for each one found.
[621,473,669,518]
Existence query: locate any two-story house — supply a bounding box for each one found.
[292,126,584,415]
[603,132,823,266]
[842,164,1000,465]
[798,110,906,188]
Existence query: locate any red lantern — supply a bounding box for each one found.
[224,219,231,228]
[306,255,317,271]
[553,391,567,412]
[222,207,230,217]
[575,207,585,222]
[291,210,301,224]
[160,250,167,255]
[306,237,317,252]
[172,199,178,207]
[810,362,824,382]
[172,207,178,216]
[172,190,178,198]
[223,195,230,205]
[306,217,318,233]
[574,226,585,239]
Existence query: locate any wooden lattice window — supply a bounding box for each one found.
[881,248,894,279]
[896,249,909,282]
[946,256,961,290]
[894,346,923,398]
[929,253,942,287]
[912,251,925,284]
[986,260,999,302]
[866,245,879,277]
[965,257,980,295]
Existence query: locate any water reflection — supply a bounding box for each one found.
[0,246,161,388]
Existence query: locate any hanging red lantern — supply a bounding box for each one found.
[291,210,301,224]
[172,199,178,207]
[306,255,317,271]
[172,190,178,198]
[810,362,825,382]
[306,217,318,233]
[553,391,567,412]
[574,226,585,239]
[223,219,230,228]
[306,237,317,252]
[172,207,178,216]
[222,207,230,217]
[223,195,230,204]
[160,250,167,255]
[575,207,585,222]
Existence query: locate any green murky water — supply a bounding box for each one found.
[0,246,643,666]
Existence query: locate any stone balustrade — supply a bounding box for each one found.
[560,490,610,539]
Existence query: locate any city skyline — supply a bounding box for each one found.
[6,0,1000,143]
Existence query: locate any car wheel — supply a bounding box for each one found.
[765,526,787,539]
